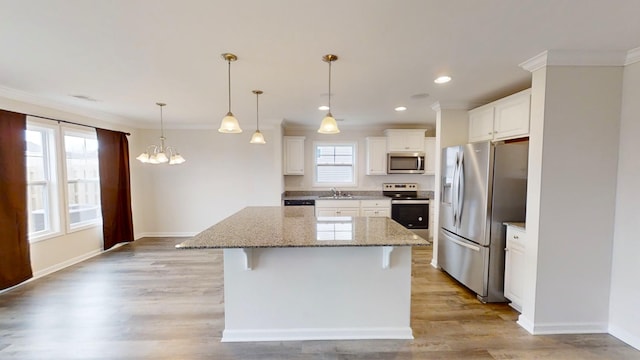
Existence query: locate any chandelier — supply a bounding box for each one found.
[136,103,185,165]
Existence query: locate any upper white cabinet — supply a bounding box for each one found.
[423,137,436,175]
[468,89,531,143]
[384,129,427,152]
[283,136,305,175]
[366,137,387,175]
[468,106,495,142]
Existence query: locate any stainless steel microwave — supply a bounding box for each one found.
[387,152,425,174]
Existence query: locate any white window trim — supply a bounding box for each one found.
[312,141,358,188]
[26,119,64,243]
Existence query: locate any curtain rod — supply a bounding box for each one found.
[26,113,131,136]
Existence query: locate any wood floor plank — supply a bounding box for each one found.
[0,238,638,359]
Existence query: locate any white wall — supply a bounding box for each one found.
[283,127,435,192]
[521,66,622,334]
[608,60,640,349]
[0,94,137,277]
[132,126,283,237]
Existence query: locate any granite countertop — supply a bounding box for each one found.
[176,206,431,249]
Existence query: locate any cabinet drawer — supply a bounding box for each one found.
[360,199,390,208]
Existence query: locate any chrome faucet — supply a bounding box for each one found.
[330,187,338,197]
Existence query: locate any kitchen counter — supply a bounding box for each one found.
[178,206,426,342]
[176,206,429,249]
[504,222,526,231]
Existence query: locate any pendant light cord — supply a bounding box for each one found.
[327,60,332,111]
[228,59,232,112]
[159,103,166,149]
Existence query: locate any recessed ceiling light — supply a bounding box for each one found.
[395,106,407,112]
[318,105,330,111]
[434,76,451,84]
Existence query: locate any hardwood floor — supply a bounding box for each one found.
[1,237,638,359]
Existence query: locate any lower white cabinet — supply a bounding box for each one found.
[360,199,391,217]
[315,200,361,217]
[315,199,391,217]
[504,223,526,312]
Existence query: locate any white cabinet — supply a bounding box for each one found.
[315,200,361,217]
[384,129,426,152]
[468,106,495,142]
[360,199,391,217]
[423,137,436,175]
[365,137,388,175]
[504,223,526,312]
[283,136,305,175]
[468,89,531,143]
[315,199,391,218]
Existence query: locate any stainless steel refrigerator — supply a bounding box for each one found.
[438,140,528,303]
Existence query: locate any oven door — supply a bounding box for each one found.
[391,200,429,229]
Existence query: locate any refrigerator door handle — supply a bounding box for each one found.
[451,152,460,225]
[447,235,481,252]
[457,152,465,227]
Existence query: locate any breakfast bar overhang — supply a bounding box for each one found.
[177,206,430,342]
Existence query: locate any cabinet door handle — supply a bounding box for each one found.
[488,132,493,135]
[513,235,519,239]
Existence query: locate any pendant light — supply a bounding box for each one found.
[318,54,340,134]
[250,90,266,144]
[136,103,186,165]
[218,53,242,133]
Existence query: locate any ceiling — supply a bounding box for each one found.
[1,0,639,130]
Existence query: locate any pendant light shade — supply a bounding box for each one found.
[318,54,340,134]
[137,103,186,165]
[250,90,266,144]
[218,53,242,133]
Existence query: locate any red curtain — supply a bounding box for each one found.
[0,110,32,290]
[96,129,134,250]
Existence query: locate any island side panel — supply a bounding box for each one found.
[222,246,413,342]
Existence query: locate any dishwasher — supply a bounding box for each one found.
[283,199,316,206]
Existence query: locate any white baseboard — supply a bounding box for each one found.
[517,314,535,334]
[33,249,102,279]
[430,259,439,269]
[517,317,607,335]
[221,327,414,342]
[609,325,640,351]
[135,232,196,239]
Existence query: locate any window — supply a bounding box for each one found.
[314,142,357,186]
[25,123,60,239]
[25,119,101,241]
[63,129,101,229]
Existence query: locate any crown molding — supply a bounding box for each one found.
[519,51,549,72]
[520,49,629,72]
[626,47,640,65]
[0,85,140,128]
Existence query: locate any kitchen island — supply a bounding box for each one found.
[177,206,429,342]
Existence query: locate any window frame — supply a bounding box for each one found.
[312,141,358,188]
[25,119,64,243]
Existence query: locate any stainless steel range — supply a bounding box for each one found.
[383,183,429,240]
